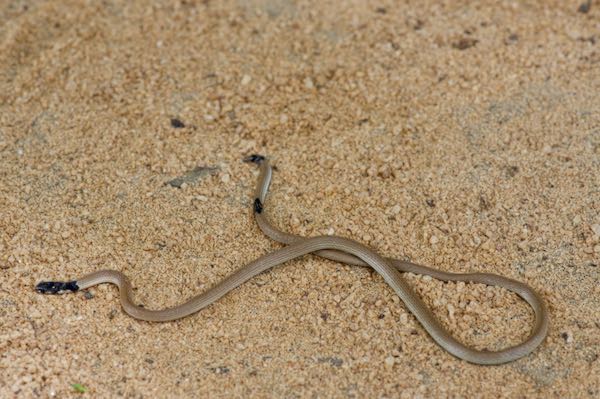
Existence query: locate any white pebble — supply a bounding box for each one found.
[384,356,395,368]
[304,77,314,89]
[241,75,252,85]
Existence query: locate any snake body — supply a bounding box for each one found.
[36,155,549,365]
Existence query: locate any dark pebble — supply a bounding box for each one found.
[453,37,478,50]
[578,1,592,13]
[318,357,343,367]
[166,165,220,188]
[170,118,185,128]
[211,366,230,374]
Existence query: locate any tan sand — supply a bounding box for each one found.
[1,0,599,397]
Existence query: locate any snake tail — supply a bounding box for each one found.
[36,281,79,295]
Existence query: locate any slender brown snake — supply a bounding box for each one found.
[36,155,549,365]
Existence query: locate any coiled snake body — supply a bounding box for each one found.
[36,155,549,365]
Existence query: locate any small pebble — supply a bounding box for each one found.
[390,205,401,215]
[241,75,252,85]
[304,77,314,89]
[384,356,395,368]
[578,1,591,13]
[561,331,574,344]
[170,118,185,128]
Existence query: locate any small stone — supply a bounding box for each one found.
[221,173,230,183]
[304,77,314,89]
[542,145,552,154]
[378,164,392,179]
[166,166,220,188]
[561,330,574,343]
[578,1,591,13]
[280,114,288,124]
[384,356,395,368]
[390,205,401,215]
[481,239,493,251]
[170,118,185,128]
[241,75,252,85]
[591,224,600,236]
[453,37,478,50]
[429,235,439,245]
[505,33,519,45]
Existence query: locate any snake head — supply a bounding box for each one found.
[243,154,266,164]
[35,280,79,294]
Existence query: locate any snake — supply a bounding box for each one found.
[36,154,549,365]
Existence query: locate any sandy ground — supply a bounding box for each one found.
[1,0,599,397]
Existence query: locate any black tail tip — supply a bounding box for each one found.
[253,198,263,214]
[36,281,79,294]
[243,154,266,164]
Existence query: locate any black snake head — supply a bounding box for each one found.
[35,280,79,294]
[243,154,266,164]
